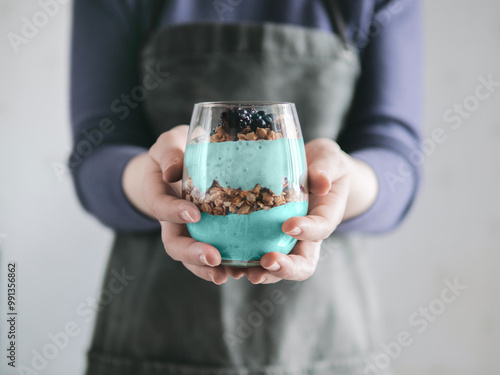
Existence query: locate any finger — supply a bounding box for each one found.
[282,176,350,241]
[259,273,284,284]
[258,241,322,281]
[183,263,230,285]
[161,222,221,267]
[143,156,200,223]
[305,139,347,196]
[150,125,189,183]
[244,267,282,284]
[227,267,247,280]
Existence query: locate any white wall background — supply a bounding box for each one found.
[0,1,499,374]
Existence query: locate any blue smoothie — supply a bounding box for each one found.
[184,138,308,262]
[187,201,308,262]
[184,138,307,195]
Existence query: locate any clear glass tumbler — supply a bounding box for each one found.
[182,102,308,267]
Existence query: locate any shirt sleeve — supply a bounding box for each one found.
[335,0,423,234]
[69,0,160,232]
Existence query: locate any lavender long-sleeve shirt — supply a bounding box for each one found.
[70,0,422,233]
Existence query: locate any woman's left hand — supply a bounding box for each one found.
[245,138,378,284]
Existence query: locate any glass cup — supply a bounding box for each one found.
[182,102,308,267]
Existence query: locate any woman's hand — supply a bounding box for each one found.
[122,126,245,284]
[245,138,378,284]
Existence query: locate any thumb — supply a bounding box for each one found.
[149,126,189,183]
[159,148,184,183]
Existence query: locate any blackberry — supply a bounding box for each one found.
[251,118,266,130]
[226,109,241,129]
[251,112,261,121]
[237,109,252,129]
[219,107,277,132]
[263,115,273,125]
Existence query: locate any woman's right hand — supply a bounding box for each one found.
[123,125,244,284]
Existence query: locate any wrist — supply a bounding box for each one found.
[122,152,155,219]
[342,153,379,221]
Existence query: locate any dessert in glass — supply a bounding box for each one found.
[182,102,308,267]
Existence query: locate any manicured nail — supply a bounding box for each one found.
[199,254,209,266]
[165,158,178,172]
[162,160,178,181]
[208,273,215,283]
[286,227,302,236]
[180,210,195,222]
[198,251,218,267]
[266,262,281,272]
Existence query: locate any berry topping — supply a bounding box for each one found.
[211,107,286,142]
[219,107,277,131]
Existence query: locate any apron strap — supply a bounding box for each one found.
[323,0,349,47]
[147,0,348,46]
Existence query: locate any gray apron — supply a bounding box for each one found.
[85,7,388,375]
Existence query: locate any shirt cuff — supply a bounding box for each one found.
[335,147,418,234]
[71,145,161,232]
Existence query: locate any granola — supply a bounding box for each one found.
[183,177,306,216]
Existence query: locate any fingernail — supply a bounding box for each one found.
[198,251,218,267]
[266,262,281,272]
[286,227,302,236]
[165,159,178,172]
[162,160,178,181]
[199,254,209,266]
[208,273,215,283]
[259,276,268,284]
[180,210,195,222]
